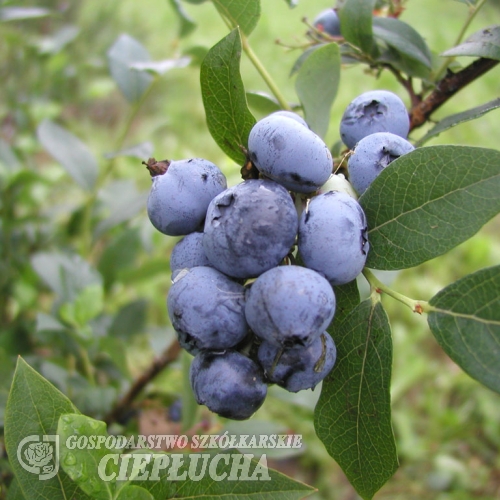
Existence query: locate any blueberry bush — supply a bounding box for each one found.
[1,0,500,499]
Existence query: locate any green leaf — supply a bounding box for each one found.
[211,0,261,37]
[94,180,149,237]
[338,0,377,56]
[415,98,500,146]
[376,45,431,79]
[161,450,315,499]
[0,7,50,21]
[289,44,323,77]
[107,34,154,103]
[441,25,500,60]
[104,142,154,160]
[130,57,191,75]
[295,43,340,138]
[372,17,432,68]
[0,137,21,172]
[200,28,256,164]
[57,413,117,499]
[98,228,142,288]
[4,358,88,500]
[6,478,26,500]
[246,92,281,115]
[331,279,360,326]
[168,0,197,38]
[315,299,397,500]
[428,265,500,394]
[59,284,104,329]
[109,300,148,339]
[116,486,155,500]
[56,413,316,500]
[360,145,500,270]
[31,251,102,302]
[37,120,98,191]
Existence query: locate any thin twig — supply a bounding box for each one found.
[409,57,499,131]
[104,339,182,426]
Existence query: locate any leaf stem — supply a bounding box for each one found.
[240,34,291,111]
[432,0,488,82]
[363,268,428,314]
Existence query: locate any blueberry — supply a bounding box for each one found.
[248,115,333,193]
[313,8,341,37]
[190,350,267,420]
[298,191,369,285]
[257,332,337,392]
[340,90,410,150]
[203,179,298,279]
[269,110,309,128]
[146,158,227,236]
[348,132,415,195]
[170,232,211,279]
[167,266,248,354]
[245,265,336,348]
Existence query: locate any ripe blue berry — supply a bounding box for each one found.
[170,231,211,279]
[348,132,415,195]
[248,114,333,193]
[313,9,341,37]
[245,265,336,348]
[298,191,369,285]
[146,158,226,236]
[190,350,267,420]
[340,90,410,150]
[167,266,248,354]
[257,332,337,392]
[203,179,298,279]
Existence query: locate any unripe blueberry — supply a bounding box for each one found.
[298,191,369,285]
[340,90,410,150]
[190,350,267,420]
[248,115,333,193]
[146,158,227,236]
[348,132,415,195]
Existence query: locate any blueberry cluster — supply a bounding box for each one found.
[147,90,412,420]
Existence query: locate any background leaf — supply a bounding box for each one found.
[315,299,397,500]
[295,43,340,138]
[360,145,500,270]
[428,265,500,394]
[37,120,98,191]
[168,0,197,38]
[246,92,281,115]
[0,7,50,21]
[415,98,500,146]
[211,0,261,37]
[4,358,88,500]
[339,0,377,56]
[107,34,154,103]
[130,57,191,76]
[200,28,256,164]
[441,25,500,60]
[372,17,432,68]
[31,251,102,302]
